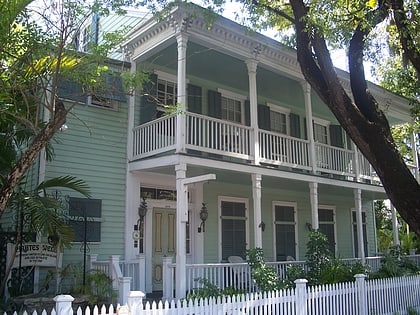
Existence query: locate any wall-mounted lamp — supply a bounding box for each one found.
[259,221,266,232]
[198,203,208,233]
[138,197,148,223]
[306,222,313,231]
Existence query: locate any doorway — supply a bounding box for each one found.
[152,207,176,291]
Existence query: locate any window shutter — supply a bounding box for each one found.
[140,73,158,124]
[100,73,126,102]
[290,113,301,138]
[244,100,251,126]
[207,90,222,118]
[91,13,99,46]
[57,78,86,103]
[257,104,271,131]
[187,84,202,114]
[330,124,344,148]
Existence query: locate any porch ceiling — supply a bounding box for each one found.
[130,155,387,201]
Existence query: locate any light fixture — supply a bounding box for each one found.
[198,203,208,233]
[138,197,148,222]
[306,222,313,231]
[259,221,266,232]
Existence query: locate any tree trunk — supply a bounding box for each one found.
[289,0,420,235]
[0,101,67,218]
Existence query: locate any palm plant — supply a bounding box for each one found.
[0,175,91,296]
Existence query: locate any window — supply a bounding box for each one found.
[313,120,329,144]
[318,207,336,253]
[154,71,177,118]
[157,79,177,107]
[68,197,102,243]
[269,105,289,135]
[81,25,91,52]
[274,203,297,261]
[220,200,247,261]
[222,97,242,123]
[352,210,368,257]
[219,89,245,124]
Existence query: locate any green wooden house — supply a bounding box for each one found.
[6,4,419,300]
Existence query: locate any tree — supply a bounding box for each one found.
[0,0,132,219]
[139,0,420,234]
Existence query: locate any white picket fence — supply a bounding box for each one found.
[4,274,420,315]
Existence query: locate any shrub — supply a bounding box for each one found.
[246,248,288,291]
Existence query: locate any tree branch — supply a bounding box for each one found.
[391,0,420,80]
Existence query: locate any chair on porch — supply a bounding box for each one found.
[227,256,250,291]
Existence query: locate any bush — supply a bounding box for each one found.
[246,248,288,291]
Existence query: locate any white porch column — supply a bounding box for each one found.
[176,33,189,153]
[412,131,419,182]
[301,82,317,173]
[175,163,187,299]
[354,188,365,263]
[127,60,136,160]
[309,182,319,230]
[391,203,400,247]
[252,174,263,248]
[246,59,259,165]
[352,143,361,182]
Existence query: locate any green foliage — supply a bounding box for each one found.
[370,249,420,279]
[41,263,116,305]
[186,278,245,300]
[303,230,370,285]
[246,248,287,291]
[305,230,332,283]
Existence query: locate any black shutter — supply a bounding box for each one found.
[330,124,344,148]
[140,73,157,124]
[257,104,271,131]
[101,73,126,102]
[207,90,222,118]
[57,78,86,103]
[187,84,202,114]
[244,100,251,126]
[290,113,301,138]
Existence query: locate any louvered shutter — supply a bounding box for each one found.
[290,113,301,138]
[258,104,271,131]
[187,84,202,114]
[140,73,157,124]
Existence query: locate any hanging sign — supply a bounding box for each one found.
[10,242,60,268]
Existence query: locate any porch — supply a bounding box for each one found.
[132,112,383,183]
[92,254,420,302]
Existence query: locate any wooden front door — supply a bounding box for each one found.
[152,208,176,291]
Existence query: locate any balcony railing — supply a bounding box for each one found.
[132,112,388,182]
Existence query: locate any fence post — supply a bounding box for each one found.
[162,256,174,301]
[119,277,132,305]
[136,254,146,292]
[294,279,308,315]
[109,255,120,290]
[88,254,98,270]
[355,274,367,315]
[127,291,146,314]
[54,295,74,315]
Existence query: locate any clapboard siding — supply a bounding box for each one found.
[45,102,128,263]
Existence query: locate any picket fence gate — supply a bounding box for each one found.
[3,274,420,315]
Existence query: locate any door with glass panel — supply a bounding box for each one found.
[152,208,176,291]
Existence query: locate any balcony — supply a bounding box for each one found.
[132,112,381,182]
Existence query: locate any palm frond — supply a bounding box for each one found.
[36,175,91,198]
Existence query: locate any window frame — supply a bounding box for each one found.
[218,89,246,125]
[218,196,249,262]
[351,208,368,257]
[267,103,290,135]
[68,197,102,244]
[318,205,337,254]
[313,117,330,145]
[272,201,298,261]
